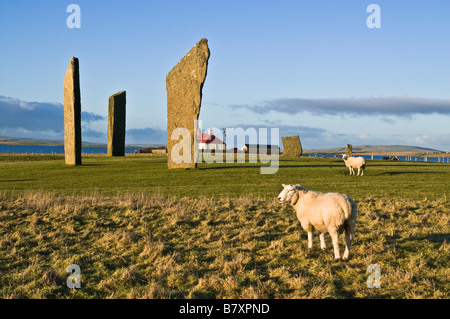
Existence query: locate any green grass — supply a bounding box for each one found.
[0,154,449,299]
[0,154,449,200]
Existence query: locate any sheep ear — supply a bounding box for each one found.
[290,191,300,206]
[282,184,286,188]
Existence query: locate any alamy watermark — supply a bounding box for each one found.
[67,264,81,289]
[366,264,381,288]
[171,121,280,174]
[366,4,381,29]
[66,4,81,29]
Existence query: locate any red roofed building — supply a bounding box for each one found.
[196,133,226,151]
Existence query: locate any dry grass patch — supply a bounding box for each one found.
[0,192,448,299]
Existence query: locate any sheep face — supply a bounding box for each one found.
[342,154,348,160]
[278,184,297,203]
[278,184,305,203]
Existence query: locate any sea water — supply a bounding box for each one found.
[0,144,139,154]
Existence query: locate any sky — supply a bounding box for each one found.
[1,0,450,150]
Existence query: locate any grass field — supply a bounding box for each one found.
[0,154,448,298]
[0,154,449,200]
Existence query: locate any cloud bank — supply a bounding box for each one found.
[237,96,450,116]
[0,95,103,134]
[0,95,166,145]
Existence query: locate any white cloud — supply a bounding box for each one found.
[414,134,430,145]
[235,96,450,116]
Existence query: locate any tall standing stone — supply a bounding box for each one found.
[166,38,210,169]
[281,135,303,157]
[107,91,126,156]
[345,144,353,156]
[64,57,82,165]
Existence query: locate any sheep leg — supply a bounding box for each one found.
[343,223,354,260]
[307,231,313,249]
[357,168,360,176]
[348,167,353,175]
[329,230,341,259]
[320,232,326,250]
[343,232,352,260]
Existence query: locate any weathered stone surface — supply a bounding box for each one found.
[345,144,353,156]
[107,91,126,156]
[152,149,167,156]
[281,135,303,157]
[64,57,82,165]
[166,38,210,169]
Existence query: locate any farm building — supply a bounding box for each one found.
[241,144,280,155]
[197,133,226,151]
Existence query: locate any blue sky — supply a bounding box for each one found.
[1,0,450,150]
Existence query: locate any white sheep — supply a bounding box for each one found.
[278,184,357,260]
[342,154,366,176]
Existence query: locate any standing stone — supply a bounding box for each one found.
[64,57,82,165]
[166,38,210,169]
[107,91,126,156]
[281,135,303,157]
[345,144,353,156]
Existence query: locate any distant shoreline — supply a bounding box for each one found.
[0,141,137,148]
[354,151,450,158]
[1,141,449,157]
[0,141,63,146]
[304,151,450,158]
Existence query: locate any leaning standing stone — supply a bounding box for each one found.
[166,38,210,169]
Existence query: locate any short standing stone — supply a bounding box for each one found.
[107,91,126,156]
[345,144,353,156]
[64,57,82,165]
[166,38,210,169]
[281,135,303,157]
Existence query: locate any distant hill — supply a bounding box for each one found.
[0,136,98,146]
[304,145,443,154]
[0,136,162,148]
[0,136,65,146]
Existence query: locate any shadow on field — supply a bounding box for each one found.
[401,233,450,244]
[0,179,36,182]
[366,163,448,167]
[198,164,344,170]
[198,165,264,170]
[379,171,447,176]
[65,163,102,167]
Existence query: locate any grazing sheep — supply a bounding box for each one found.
[278,184,357,260]
[342,154,366,176]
